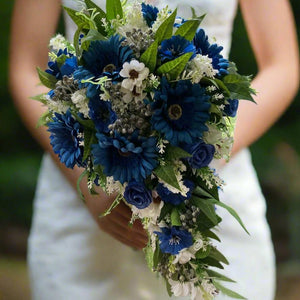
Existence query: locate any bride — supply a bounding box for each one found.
[9,0,299,299]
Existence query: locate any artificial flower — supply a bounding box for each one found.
[151,78,211,145]
[124,181,152,209]
[48,110,84,168]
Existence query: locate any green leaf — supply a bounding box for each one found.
[175,19,201,41]
[213,280,247,299]
[193,186,216,200]
[200,257,224,269]
[73,114,95,130]
[81,29,106,51]
[158,203,173,222]
[155,9,177,43]
[209,247,229,265]
[153,239,163,269]
[82,128,96,161]
[106,0,123,20]
[77,169,88,202]
[154,163,181,191]
[165,279,173,297]
[73,27,83,57]
[191,196,218,225]
[30,93,48,105]
[206,269,236,283]
[144,242,154,270]
[203,230,221,242]
[190,8,206,22]
[36,67,57,89]
[223,74,256,102]
[36,110,53,128]
[63,6,91,29]
[140,40,158,73]
[211,199,250,235]
[84,0,107,36]
[171,208,182,226]
[195,246,211,259]
[164,145,191,162]
[157,52,192,80]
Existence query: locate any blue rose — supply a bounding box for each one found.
[224,99,239,117]
[156,180,194,206]
[124,181,152,209]
[184,141,215,169]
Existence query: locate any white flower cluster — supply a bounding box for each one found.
[120,60,149,103]
[203,124,234,160]
[49,34,69,51]
[187,54,218,84]
[71,89,90,118]
[169,278,218,300]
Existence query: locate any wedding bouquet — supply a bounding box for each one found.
[33,1,256,299]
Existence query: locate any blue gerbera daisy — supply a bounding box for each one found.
[141,3,159,27]
[159,35,196,63]
[155,227,193,255]
[74,35,133,98]
[88,95,116,133]
[92,131,158,184]
[48,110,84,169]
[151,78,211,146]
[156,180,194,206]
[193,29,229,76]
[46,48,78,80]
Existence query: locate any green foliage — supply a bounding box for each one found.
[164,145,191,161]
[140,40,158,73]
[36,110,52,128]
[36,67,57,89]
[106,0,123,20]
[157,52,193,80]
[82,128,96,161]
[76,169,88,202]
[154,163,181,191]
[213,280,246,299]
[170,208,181,226]
[155,9,177,43]
[223,73,256,102]
[84,0,107,35]
[206,269,236,283]
[175,19,202,41]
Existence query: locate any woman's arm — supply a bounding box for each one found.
[232,0,299,154]
[9,0,147,249]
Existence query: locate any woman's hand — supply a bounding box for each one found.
[98,201,148,249]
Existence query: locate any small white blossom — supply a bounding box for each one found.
[173,248,195,264]
[201,280,219,297]
[206,85,217,93]
[188,54,218,83]
[121,84,146,103]
[157,139,169,154]
[168,279,192,297]
[106,176,121,195]
[131,201,164,223]
[152,6,170,32]
[191,285,206,300]
[49,34,68,51]
[120,60,149,91]
[46,98,69,114]
[71,89,90,118]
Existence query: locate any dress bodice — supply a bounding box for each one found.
[62,0,238,58]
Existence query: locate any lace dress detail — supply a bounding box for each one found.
[28,1,276,299]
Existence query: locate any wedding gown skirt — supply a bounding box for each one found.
[28,0,275,299]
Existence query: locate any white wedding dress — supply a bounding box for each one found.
[28,0,276,299]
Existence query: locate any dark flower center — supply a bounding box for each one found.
[103,64,116,74]
[118,149,132,157]
[169,235,181,245]
[132,86,141,97]
[129,69,139,79]
[168,104,182,120]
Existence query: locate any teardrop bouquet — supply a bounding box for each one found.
[33,1,256,299]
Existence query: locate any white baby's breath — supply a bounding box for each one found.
[71,89,90,118]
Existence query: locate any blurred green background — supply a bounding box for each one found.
[0,1,299,299]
